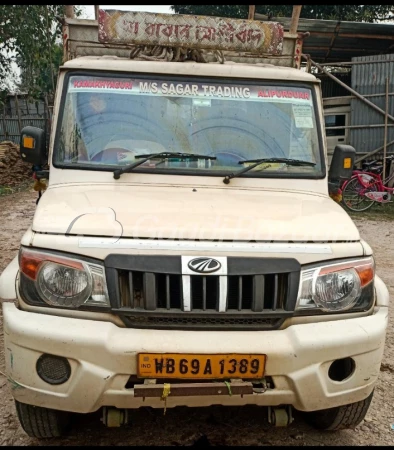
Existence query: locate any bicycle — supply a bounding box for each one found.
[341,155,394,212]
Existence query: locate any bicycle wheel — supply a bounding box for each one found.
[341,176,377,212]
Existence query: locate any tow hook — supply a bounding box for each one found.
[267,405,294,427]
[101,407,130,427]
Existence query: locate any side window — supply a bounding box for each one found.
[325,114,346,137]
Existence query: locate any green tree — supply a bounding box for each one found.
[171,5,394,22]
[0,5,81,99]
[17,44,63,102]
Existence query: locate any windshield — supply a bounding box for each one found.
[54,74,324,178]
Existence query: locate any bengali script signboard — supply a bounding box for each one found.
[98,10,284,55]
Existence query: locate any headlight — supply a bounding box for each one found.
[19,248,109,309]
[297,257,374,313]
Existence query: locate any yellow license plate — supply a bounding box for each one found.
[137,353,266,379]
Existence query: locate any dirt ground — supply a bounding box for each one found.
[0,189,393,446]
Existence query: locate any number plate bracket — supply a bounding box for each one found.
[133,381,254,397]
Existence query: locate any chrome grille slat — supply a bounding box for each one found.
[202,276,207,311]
[238,276,242,311]
[218,276,228,312]
[182,275,191,312]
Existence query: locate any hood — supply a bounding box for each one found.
[32,184,360,242]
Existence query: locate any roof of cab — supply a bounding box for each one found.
[62,56,319,83]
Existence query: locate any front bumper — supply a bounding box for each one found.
[3,303,388,414]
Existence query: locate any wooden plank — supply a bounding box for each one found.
[289,5,302,34]
[248,5,255,20]
[65,5,75,18]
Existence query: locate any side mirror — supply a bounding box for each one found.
[328,144,355,183]
[20,126,47,165]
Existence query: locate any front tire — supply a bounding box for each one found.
[15,400,71,438]
[304,390,374,431]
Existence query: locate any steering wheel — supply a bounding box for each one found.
[189,118,285,159]
[90,148,136,163]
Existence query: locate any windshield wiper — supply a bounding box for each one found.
[135,152,216,160]
[113,152,216,179]
[223,158,316,184]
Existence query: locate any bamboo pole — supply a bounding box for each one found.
[383,77,389,181]
[248,5,256,20]
[325,92,394,100]
[388,160,394,188]
[355,139,394,164]
[45,5,55,94]
[94,5,99,20]
[315,59,394,67]
[44,94,52,140]
[326,123,394,131]
[65,5,74,18]
[2,105,8,140]
[290,5,302,34]
[14,94,22,134]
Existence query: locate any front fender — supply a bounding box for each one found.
[375,275,389,307]
[0,256,19,300]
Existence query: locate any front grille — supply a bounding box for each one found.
[105,255,300,330]
[115,272,289,312]
[123,314,284,330]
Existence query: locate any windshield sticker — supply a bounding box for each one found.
[292,104,313,128]
[193,99,211,107]
[69,77,312,104]
[72,80,133,90]
[257,89,310,100]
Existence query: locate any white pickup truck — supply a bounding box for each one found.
[0,9,389,438]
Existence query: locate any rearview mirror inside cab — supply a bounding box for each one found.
[328,144,355,183]
[20,126,47,165]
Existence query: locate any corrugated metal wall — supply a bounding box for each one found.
[318,73,352,98]
[350,54,394,155]
[0,116,46,143]
[5,97,45,116]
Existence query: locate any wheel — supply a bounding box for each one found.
[15,400,71,438]
[91,147,136,163]
[304,390,374,431]
[270,408,289,427]
[341,176,377,212]
[103,407,128,427]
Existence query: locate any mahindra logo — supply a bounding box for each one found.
[188,258,221,274]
